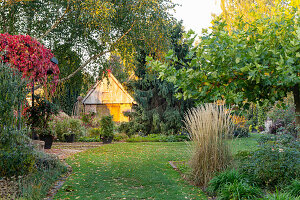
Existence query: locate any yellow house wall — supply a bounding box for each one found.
[119,103,132,122]
[88,103,133,122]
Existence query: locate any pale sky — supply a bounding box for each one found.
[171,0,222,35]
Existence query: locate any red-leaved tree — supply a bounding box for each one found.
[0,33,59,93]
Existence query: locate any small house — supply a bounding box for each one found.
[81,72,135,122]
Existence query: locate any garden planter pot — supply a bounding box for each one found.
[39,135,54,149]
[64,134,75,143]
[102,137,113,144]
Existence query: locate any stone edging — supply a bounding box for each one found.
[44,161,73,200]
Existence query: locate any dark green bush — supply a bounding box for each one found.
[99,115,114,139]
[78,136,101,142]
[0,127,32,149]
[0,128,66,178]
[233,127,249,138]
[218,181,263,200]
[238,143,300,189]
[0,147,36,177]
[257,134,299,149]
[88,127,101,137]
[114,133,129,141]
[118,121,137,137]
[0,128,36,177]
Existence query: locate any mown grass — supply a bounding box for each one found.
[54,133,261,199]
[55,142,205,199]
[229,132,261,154]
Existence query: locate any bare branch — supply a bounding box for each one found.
[57,21,136,83]
[58,49,110,83]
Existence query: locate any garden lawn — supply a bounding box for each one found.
[54,133,260,200]
[54,142,205,200]
[229,132,261,154]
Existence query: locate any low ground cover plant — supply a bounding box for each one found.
[78,133,129,142]
[264,191,300,200]
[207,169,247,195]
[285,179,300,197]
[78,133,187,142]
[113,133,129,141]
[207,169,263,199]
[127,134,189,142]
[88,127,101,137]
[218,180,263,200]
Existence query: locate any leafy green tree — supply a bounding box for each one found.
[0,0,176,83]
[106,55,131,84]
[149,9,300,125]
[127,23,194,135]
[220,0,299,32]
[52,44,83,115]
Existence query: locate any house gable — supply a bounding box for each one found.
[82,72,134,105]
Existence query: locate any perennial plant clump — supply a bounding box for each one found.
[238,135,300,190]
[184,103,233,186]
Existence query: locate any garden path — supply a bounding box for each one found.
[45,142,104,159]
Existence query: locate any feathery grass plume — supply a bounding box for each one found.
[184,103,233,186]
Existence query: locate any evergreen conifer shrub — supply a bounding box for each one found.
[100,115,114,139]
[126,23,195,135]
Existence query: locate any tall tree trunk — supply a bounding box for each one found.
[293,83,300,138]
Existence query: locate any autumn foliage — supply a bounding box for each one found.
[0,33,59,92]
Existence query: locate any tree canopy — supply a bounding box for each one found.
[220,0,300,32]
[0,0,176,81]
[149,3,300,123]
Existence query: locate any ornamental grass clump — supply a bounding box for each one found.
[184,103,233,186]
